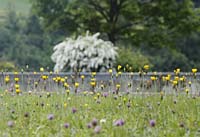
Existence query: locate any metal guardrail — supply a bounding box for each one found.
[0,72,199,93]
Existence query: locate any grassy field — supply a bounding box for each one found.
[0,92,199,137]
[0,68,199,136]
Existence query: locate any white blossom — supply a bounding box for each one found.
[51,32,118,72]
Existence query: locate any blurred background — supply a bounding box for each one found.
[0,0,200,72]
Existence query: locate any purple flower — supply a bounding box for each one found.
[64,123,70,128]
[94,126,101,134]
[113,119,125,126]
[91,118,98,127]
[102,92,108,98]
[149,120,156,127]
[7,121,14,127]
[72,108,77,114]
[87,123,92,128]
[47,114,54,120]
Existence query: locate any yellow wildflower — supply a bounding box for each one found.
[61,78,65,83]
[108,69,112,73]
[64,103,67,108]
[90,81,96,87]
[14,77,19,82]
[16,89,21,94]
[150,76,157,81]
[66,89,70,94]
[172,80,178,85]
[81,75,85,79]
[14,72,18,75]
[15,84,20,89]
[5,76,10,83]
[116,84,121,89]
[117,65,122,70]
[40,67,44,72]
[75,82,79,88]
[174,76,179,81]
[91,72,96,76]
[192,68,197,73]
[143,65,149,70]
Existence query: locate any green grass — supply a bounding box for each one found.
[0,92,199,137]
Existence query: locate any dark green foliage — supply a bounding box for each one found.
[115,47,150,71]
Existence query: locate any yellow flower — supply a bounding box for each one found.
[143,65,149,70]
[116,84,121,89]
[4,76,10,83]
[166,74,171,81]
[75,82,79,88]
[56,77,61,81]
[174,76,179,81]
[162,76,166,81]
[108,69,112,73]
[16,89,21,94]
[15,84,20,89]
[123,97,127,102]
[84,103,88,107]
[174,68,180,75]
[179,77,184,81]
[66,89,70,94]
[83,91,88,95]
[192,68,197,73]
[118,71,122,75]
[94,96,97,100]
[61,78,65,83]
[188,81,192,85]
[41,75,48,80]
[90,81,96,87]
[64,103,67,108]
[81,75,85,79]
[185,88,189,94]
[40,67,44,72]
[14,77,19,82]
[172,80,178,85]
[33,71,37,74]
[150,76,157,81]
[117,65,122,70]
[14,71,18,75]
[180,76,186,82]
[53,77,56,81]
[91,72,96,76]
[97,93,100,97]
[64,83,69,88]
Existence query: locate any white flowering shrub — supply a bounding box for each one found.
[51,32,118,72]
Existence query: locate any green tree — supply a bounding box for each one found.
[31,0,200,47]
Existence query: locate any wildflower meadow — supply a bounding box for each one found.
[0,67,200,137]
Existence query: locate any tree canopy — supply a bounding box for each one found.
[31,0,200,47]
